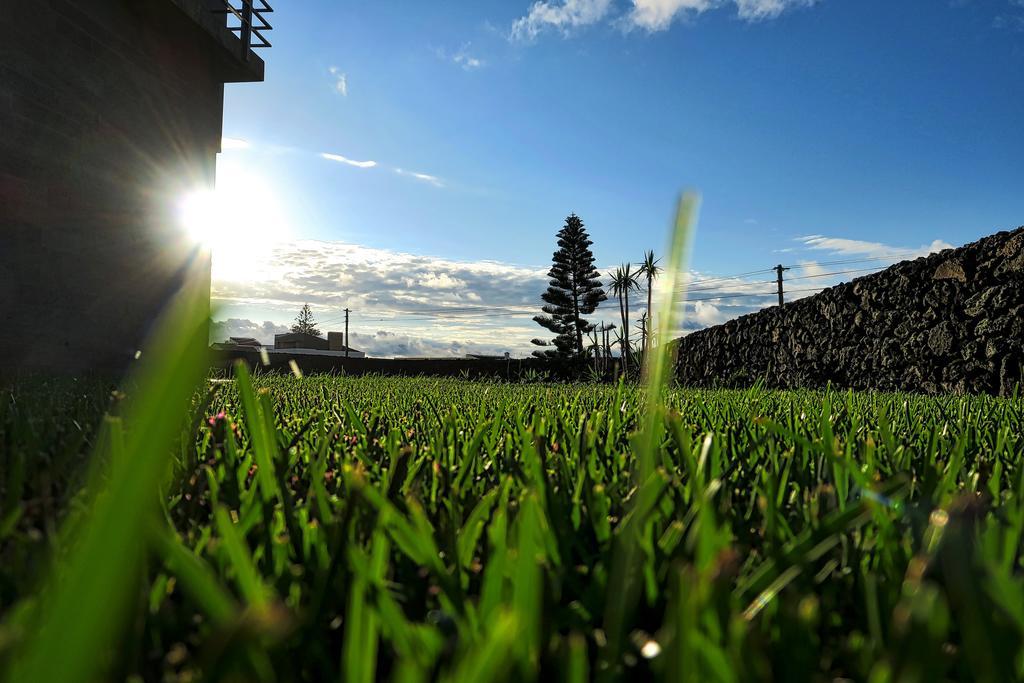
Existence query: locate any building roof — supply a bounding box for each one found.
[274,332,326,342]
[274,331,362,353]
[229,337,262,346]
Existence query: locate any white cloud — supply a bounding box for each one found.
[321,152,377,169]
[435,44,486,70]
[993,14,1024,31]
[510,0,820,36]
[420,273,468,289]
[511,0,616,41]
[627,0,714,31]
[395,168,444,187]
[690,300,731,327]
[328,66,348,96]
[626,0,817,30]
[211,319,289,344]
[796,235,953,260]
[210,239,553,356]
[734,0,817,21]
[456,54,484,70]
[452,43,486,70]
[345,330,513,358]
[795,259,827,278]
[221,137,250,151]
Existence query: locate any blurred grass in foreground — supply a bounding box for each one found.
[0,201,1022,681]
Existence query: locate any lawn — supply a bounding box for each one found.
[2,370,1022,682]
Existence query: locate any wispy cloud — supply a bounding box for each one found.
[212,319,289,343]
[734,0,817,21]
[794,259,827,278]
[626,0,817,30]
[626,0,713,31]
[511,0,616,41]
[993,14,1024,31]
[438,43,486,70]
[395,168,445,187]
[796,235,953,260]
[989,0,1024,32]
[510,0,819,37]
[328,66,348,96]
[211,239,548,313]
[321,152,377,169]
[454,53,484,70]
[221,137,251,151]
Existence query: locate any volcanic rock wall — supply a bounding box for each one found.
[674,226,1024,395]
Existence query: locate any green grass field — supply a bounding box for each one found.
[2,371,1023,682]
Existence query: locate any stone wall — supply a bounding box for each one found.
[0,0,262,372]
[674,227,1024,396]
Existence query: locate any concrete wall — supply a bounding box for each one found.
[674,227,1024,396]
[0,0,263,372]
[328,332,347,352]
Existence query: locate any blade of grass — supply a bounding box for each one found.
[8,260,210,683]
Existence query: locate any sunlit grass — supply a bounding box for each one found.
[1,198,1023,681]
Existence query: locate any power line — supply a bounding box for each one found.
[672,263,892,300]
[783,251,920,270]
[674,268,778,290]
[672,250,920,292]
[683,278,776,294]
[782,266,885,283]
[680,291,777,303]
[362,304,535,315]
[316,304,536,326]
[356,308,536,320]
[311,259,909,325]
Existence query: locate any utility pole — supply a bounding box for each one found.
[344,305,352,356]
[774,264,790,306]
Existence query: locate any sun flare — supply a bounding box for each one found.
[178,166,290,282]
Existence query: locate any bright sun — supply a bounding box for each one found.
[178,166,290,282]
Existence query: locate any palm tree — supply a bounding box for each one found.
[608,268,625,371]
[639,250,662,359]
[609,264,640,373]
[597,321,616,374]
[636,312,649,355]
[586,327,601,367]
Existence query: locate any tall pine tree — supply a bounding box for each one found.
[291,304,322,336]
[532,214,607,358]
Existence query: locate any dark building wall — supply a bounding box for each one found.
[0,0,262,372]
[274,333,330,351]
[673,227,1024,396]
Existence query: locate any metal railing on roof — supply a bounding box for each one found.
[212,0,273,60]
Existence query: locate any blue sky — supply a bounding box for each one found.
[207,0,1024,357]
